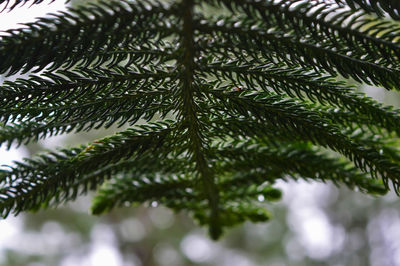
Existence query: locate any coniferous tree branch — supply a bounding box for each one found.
[1,0,400,240]
[0,0,178,75]
[0,67,176,107]
[200,61,400,135]
[0,89,173,147]
[209,90,400,189]
[176,0,222,239]
[0,66,177,146]
[335,0,400,19]
[0,122,175,217]
[215,141,387,194]
[206,0,400,65]
[197,22,400,89]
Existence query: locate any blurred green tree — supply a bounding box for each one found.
[1,0,400,241]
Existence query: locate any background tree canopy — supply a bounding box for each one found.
[1,0,400,244]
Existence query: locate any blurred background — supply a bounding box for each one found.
[1,1,400,266]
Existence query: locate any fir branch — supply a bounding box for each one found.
[74,44,177,69]
[176,0,222,239]
[0,89,173,147]
[208,0,400,66]
[0,0,178,75]
[200,61,400,135]
[335,0,400,20]
[2,0,400,240]
[196,22,400,90]
[0,122,175,217]
[215,141,387,195]
[91,174,193,215]
[0,67,176,108]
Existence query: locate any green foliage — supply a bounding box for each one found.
[0,0,400,240]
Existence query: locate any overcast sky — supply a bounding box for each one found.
[0,1,67,31]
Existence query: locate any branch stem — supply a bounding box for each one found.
[180,0,221,239]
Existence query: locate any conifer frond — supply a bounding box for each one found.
[335,0,400,19]
[215,141,387,195]
[91,173,194,215]
[2,0,400,240]
[0,0,178,75]
[206,0,400,66]
[208,91,400,189]
[0,90,171,147]
[176,0,222,239]
[201,61,400,135]
[1,66,175,106]
[0,66,176,146]
[197,22,400,90]
[0,122,175,217]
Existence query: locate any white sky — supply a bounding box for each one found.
[0,1,67,31]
